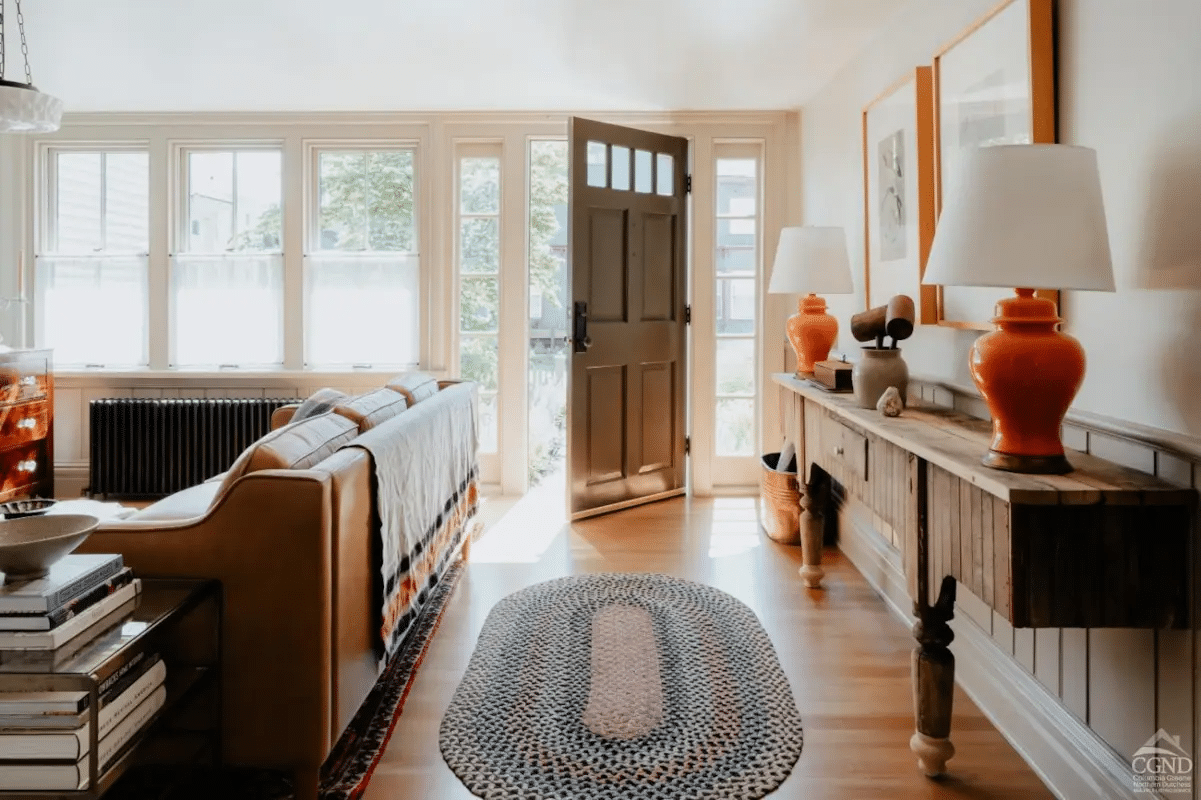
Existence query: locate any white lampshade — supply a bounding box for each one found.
[768,226,854,295]
[0,84,62,133]
[923,144,1115,291]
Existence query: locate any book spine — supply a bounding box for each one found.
[0,581,140,650]
[97,649,146,699]
[41,556,124,611]
[99,653,160,710]
[46,569,135,629]
[98,684,166,773]
[97,659,165,738]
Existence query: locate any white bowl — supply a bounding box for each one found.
[0,514,100,582]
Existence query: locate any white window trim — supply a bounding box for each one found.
[704,140,765,488]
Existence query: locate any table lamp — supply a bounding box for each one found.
[768,226,854,375]
[922,144,1115,474]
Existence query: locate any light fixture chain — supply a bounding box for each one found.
[0,1,6,81]
[14,0,31,84]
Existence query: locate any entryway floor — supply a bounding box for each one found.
[361,496,1054,799]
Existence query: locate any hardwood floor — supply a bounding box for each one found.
[361,491,1054,799]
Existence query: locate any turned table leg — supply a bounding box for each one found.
[798,466,829,588]
[911,575,956,776]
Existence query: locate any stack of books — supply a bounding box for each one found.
[0,554,140,651]
[0,554,164,790]
[0,652,167,790]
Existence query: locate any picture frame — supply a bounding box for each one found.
[862,66,935,315]
[927,0,1057,329]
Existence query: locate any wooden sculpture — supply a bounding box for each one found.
[850,295,916,349]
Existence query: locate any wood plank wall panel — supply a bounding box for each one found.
[1060,627,1089,723]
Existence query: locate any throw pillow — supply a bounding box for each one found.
[385,371,438,406]
[333,388,408,431]
[292,387,347,422]
[213,413,358,504]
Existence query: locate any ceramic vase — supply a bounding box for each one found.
[853,347,908,410]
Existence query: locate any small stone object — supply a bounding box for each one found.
[878,386,903,417]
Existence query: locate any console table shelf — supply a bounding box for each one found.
[774,372,1195,777]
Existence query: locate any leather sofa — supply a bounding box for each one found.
[77,374,476,798]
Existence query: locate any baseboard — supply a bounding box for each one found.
[53,463,90,500]
[838,511,1139,800]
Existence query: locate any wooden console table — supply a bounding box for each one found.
[773,373,1194,777]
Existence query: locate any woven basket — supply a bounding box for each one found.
[760,452,801,544]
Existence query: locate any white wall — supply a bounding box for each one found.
[799,0,1201,789]
[802,0,1201,439]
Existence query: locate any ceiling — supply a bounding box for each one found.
[19,0,909,113]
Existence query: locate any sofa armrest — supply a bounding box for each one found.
[77,468,335,777]
[271,403,299,429]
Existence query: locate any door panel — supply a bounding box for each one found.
[638,362,674,474]
[588,209,629,322]
[569,117,689,519]
[586,365,627,485]
[641,214,675,321]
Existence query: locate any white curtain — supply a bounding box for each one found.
[304,254,420,368]
[35,255,147,366]
[172,254,284,366]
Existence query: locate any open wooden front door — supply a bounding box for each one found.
[567,117,689,520]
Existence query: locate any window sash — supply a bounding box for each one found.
[34,255,149,367]
[179,146,284,255]
[170,254,285,367]
[303,253,421,368]
[308,145,419,255]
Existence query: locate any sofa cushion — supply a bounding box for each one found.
[333,388,407,431]
[292,388,347,422]
[385,371,438,405]
[128,481,223,522]
[214,412,359,502]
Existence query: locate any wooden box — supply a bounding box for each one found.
[812,360,853,391]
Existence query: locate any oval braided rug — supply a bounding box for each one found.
[439,573,804,799]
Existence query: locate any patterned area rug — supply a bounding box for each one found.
[440,573,804,800]
[318,559,465,800]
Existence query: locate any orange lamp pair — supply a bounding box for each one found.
[768,227,855,375]
[923,145,1115,474]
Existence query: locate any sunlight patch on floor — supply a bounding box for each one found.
[471,471,567,563]
[707,496,762,558]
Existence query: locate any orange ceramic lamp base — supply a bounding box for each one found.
[970,288,1085,474]
[787,294,839,375]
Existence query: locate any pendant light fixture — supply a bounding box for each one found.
[0,0,61,132]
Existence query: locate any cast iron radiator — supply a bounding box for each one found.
[88,397,295,498]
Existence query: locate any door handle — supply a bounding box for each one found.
[573,301,591,352]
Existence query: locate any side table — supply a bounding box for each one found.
[0,579,222,798]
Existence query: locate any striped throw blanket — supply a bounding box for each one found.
[345,382,480,660]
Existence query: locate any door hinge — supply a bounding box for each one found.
[685,435,691,455]
[685,174,692,193]
[684,304,691,324]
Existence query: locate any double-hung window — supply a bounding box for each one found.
[37,147,149,367]
[174,147,284,367]
[305,146,420,368]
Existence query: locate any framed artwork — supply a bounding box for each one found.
[862,67,935,314]
[928,0,1056,329]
